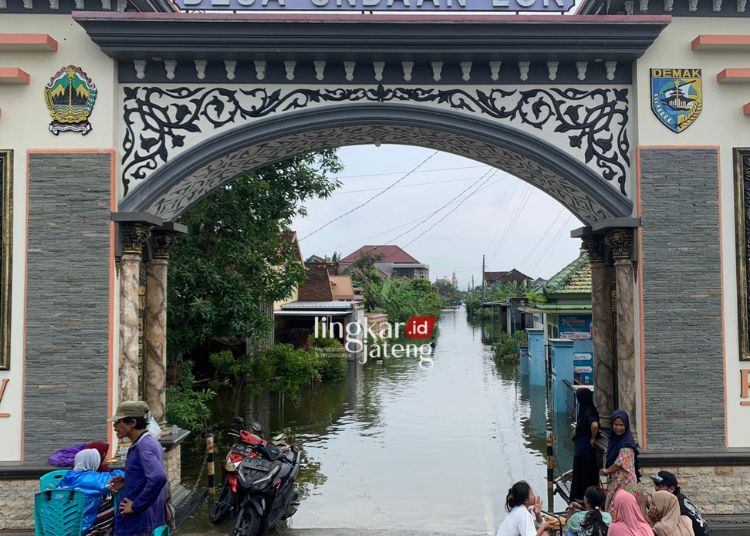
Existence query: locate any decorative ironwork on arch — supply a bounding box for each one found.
[122,85,631,197]
[119,103,633,225]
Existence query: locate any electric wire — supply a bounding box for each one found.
[333,164,488,180]
[527,214,578,274]
[488,185,535,263]
[335,175,484,195]
[402,172,498,248]
[518,207,568,267]
[299,150,440,241]
[386,168,498,244]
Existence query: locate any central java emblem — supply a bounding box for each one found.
[650,68,703,133]
[44,65,97,135]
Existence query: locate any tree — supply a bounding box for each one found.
[167,150,342,362]
[340,252,385,311]
[434,279,461,307]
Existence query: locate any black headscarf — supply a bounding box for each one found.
[574,388,599,438]
[606,410,641,480]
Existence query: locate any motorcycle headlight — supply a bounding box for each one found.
[250,465,281,490]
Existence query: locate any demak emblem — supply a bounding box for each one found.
[44,65,97,135]
[650,68,703,133]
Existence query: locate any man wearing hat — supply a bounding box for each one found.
[650,470,709,536]
[108,401,168,536]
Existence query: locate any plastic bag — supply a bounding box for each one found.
[48,443,86,467]
[147,414,162,440]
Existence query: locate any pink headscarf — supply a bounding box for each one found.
[608,490,654,536]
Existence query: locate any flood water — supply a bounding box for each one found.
[179,307,573,535]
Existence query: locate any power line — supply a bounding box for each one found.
[403,173,497,248]
[489,187,535,263]
[299,151,440,241]
[387,168,497,244]
[333,164,488,180]
[488,185,535,263]
[326,174,498,253]
[335,175,482,195]
[328,213,433,253]
[527,214,577,274]
[518,207,568,266]
[486,181,520,251]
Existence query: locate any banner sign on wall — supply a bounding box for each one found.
[560,315,594,385]
[176,0,574,11]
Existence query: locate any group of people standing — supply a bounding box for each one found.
[52,401,169,536]
[496,389,709,536]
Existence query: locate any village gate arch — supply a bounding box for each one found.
[3,3,749,529]
[78,13,660,446]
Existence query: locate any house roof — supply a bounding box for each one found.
[484,268,531,285]
[297,265,334,302]
[329,275,355,300]
[538,252,591,297]
[281,300,357,310]
[340,245,422,265]
[280,230,304,265]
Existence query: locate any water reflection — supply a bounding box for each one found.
[180,307,572,534]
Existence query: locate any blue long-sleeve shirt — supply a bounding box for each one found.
[115,433,167,536]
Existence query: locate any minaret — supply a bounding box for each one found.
[452,270,458,288]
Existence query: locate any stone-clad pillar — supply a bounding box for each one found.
[583,235,615,429]
[145,231,177,425]
[606,229,637,433]
[120,223,152,402]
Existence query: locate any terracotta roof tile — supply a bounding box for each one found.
[340,245,421,265]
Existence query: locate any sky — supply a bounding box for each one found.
[292,145,585,290]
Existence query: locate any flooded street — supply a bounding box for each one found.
[179,307,572,535]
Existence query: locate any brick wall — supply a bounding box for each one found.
[639,148,725,448]
[642,465,750,515]
[25,153,112,461]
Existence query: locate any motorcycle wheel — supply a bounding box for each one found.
[232,507,262,536]
[282,487,300,519]
[209,482,234,524]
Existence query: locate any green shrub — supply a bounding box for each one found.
[249,344,325,397]
[493,333,519,361]
[165,362,216,433]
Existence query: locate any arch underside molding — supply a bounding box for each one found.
[120,99,633,225]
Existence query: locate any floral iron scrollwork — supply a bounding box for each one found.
[122,85,630,195]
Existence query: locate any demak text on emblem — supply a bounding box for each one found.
[650,68,703,134]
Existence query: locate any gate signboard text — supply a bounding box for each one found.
[176,0,573,11]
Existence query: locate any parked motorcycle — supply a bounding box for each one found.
[210,417,301,536]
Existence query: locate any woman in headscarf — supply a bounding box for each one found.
[647,490,694,536]
[608,490,653,536]
[56,449,124,535]
[601,410,640,510]
[570,388,600,503]
[85,441,111,472]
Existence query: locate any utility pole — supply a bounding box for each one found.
[481,254,486,304]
